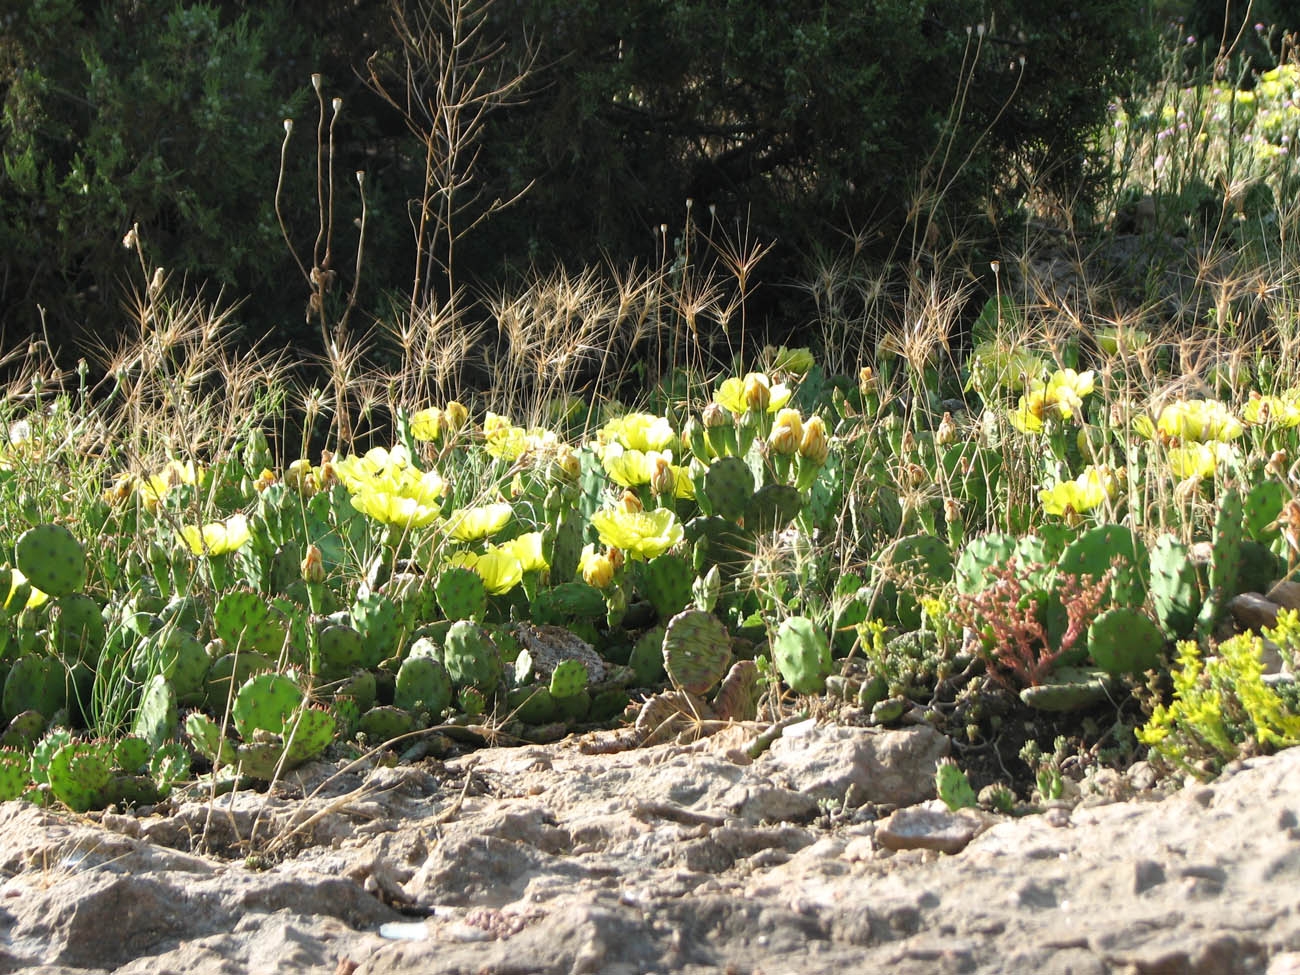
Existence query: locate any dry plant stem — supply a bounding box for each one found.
[364,0,537,320]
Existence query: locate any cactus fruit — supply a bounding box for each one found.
[443,621,503,692]
[772,616,832,694]
[351,591,403,667]
[394,655,453,715]
[712,659,760,722]
[131,674,178,748]
[0,748,27,801]
[935,759,979,811]
[1086,607,1164,675]
[636,554,694,620]
[548,659,588,699]
[436,567,487,622]
[662,609,732,696]
[16,523,85,597]
[1148,535,1201,638]
[702,457,755,521]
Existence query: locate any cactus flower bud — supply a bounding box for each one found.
[936,411,956,446]
[702,402,730,428]
[618,489,643,514]
[606,545,625,572]
[254,468,277,493]
[798,416,829,465]
[768,408,803,455]
[301,544,325,584]
[445,400,469,431]
[743,373,771,412]
[650,456,676,496]
[583,553,615,589]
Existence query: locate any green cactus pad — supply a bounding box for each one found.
[1,710,46,751]
[630,625,668,685]
[1019,666,1117,711]
[636,554,695,620]
[351,591,403,667]
[1087,607,1164,675]
[47,741,111,812]
[334,669,378,713]
[50,594,106,663]
[1057,523,1148,608]
[232,672,304,739]
[317,623,366,680]
[548,659,588,699]
[1148,535,1201,639]
[3,654,64,724]
[549,513,585,584]
[772,616,832,695]
[531,582,608,623]
[443,620,503,692]
[283,705,337,764]
[457,685,488,717]
[150,741,191,793]
[131,674,178,748]
[685,516,755,581]
[935,760,978,811]
[702,457,755,521]
[139,627,210,703]
[435,567,487,622]
[394,655,453,715]
[662,609,732,696]
[0,748,28,801]
[555,688,590,721]
[356,705,418,744]
[16,523,85,597]
[744,484,802,534]
[114,736,151,773]
[214,590,289,656]
[955,533,1052,595]
[1244,480,1286,544]
[204,651,275,713]
[507,685,557,724]
[186,711,237,767]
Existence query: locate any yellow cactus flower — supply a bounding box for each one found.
[798,416,830,465]
[444,400,469,431]
[446,502,513,541]
[1242,391,1300,428]
[180,513,251,556]
[445,546,524,595]
[1156,399,1243,443]
[1039,465,1118,517]
[1167,442,1234,479]
[965,342,1046,394]
[350,489,441,529]
[590,507,683,560]
[504,531,548,573]
[5,568,47,611]
[579,546,615,589]
[600,413,678,452]
[410,407,447,442]
[713,372,792,414]
[1008,368,1095,432]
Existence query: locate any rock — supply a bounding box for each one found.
[1267,581,1300,610]
[764,724,950,807]
[875,803,989,854]
[1228,592,1281,632]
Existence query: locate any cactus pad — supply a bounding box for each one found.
[712,659,760,722]
[772,616,832,695]
[16,523,85,597]
[232,672,304,739]
[394,655,453,715]
[436,567,487,622]
[662,609,732,696]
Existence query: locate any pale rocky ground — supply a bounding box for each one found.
[0,721,1297,975]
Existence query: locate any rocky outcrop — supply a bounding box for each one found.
[0,723,1295,974]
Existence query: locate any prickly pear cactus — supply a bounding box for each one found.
[2,654,64,724]
[702,457,755,521]
[548,659,588,699]
[1087,607,1164,675]
[394,655,453,716]
[712,659,760,722]
[636,554,694,620]
[0,748,27,801]
[1148,535,1201,638]
[50,594,106,663]
[1057,523,1148,608]
[1018,666,1116,711]
[772,616,831,695]
[1199,485,1244,635]
[316,623,366,680]
[214,590,288,656]
[935,759,978,811]
[744,484,802,534]
[131,674,178,748]
[47,740,112,812]
[231,673,303,740]
[436,567,487,622]
[507,684,557,724]
[356,705,418,744]
[443,620,503,692]
[16,523,85,597]
[662,609,732,696]
[351,591,402,667]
